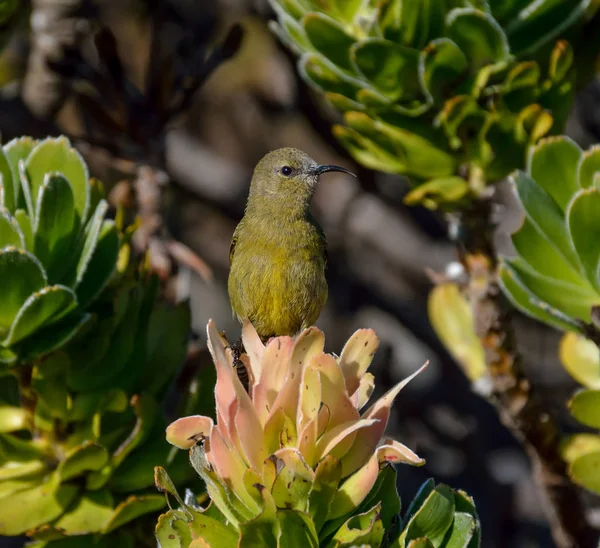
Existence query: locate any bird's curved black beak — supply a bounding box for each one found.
[310,164,357,177]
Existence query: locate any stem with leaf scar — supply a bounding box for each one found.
[451,197,599,548]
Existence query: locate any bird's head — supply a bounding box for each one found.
[248,147,356,208]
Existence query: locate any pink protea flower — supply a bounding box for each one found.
[166,320,426,530]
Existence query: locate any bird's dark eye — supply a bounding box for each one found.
[281,166,293,176]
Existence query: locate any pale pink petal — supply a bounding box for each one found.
[317,403,330,438]
[265,327,324,428]
[328,453,379,520]
[297,413,319,467]
[206,428,259,514]
[338,329,379,395]
[340,362,428,477]
[253,336,294,425]
[263,407,297,455]
[356,373,375,410]
[298,365,321,431]
[166,415,213,450]
[310,354,359,429]
[314,418,379,462]
[376,438,424,466]
[209,321,268,468]
[207,320,236,434]
[242,320,265,383]
[234,384,268,470]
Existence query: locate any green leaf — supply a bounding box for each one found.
[277,509,319,548]
[155,510,193,548]
[0,481,79,536]
[14,209,33,250]
[350,39,422,102]
[333,125,407,174]
[559,332,600,389]
[511,218,585,286]
[0,406,28,432]
[567,188,600,291]
[0,150,15,212]
[24,137,90,224]
[0,247,46,335]
[33,173,78,282]
[420,38,468,105]
[406,539,435,548]
[73,199,108,286]
[271,449,314,512]
[54,489,115,534]
[0,207,24,248]
[504,0,590,56]
[145,300,191,395]
[548,39,574,83]
[453,490,480,548]
[69,389,128,421]
[18,312,90,361]
[561,434,600,464]
[68,289,140,391]
[88,395,158,489]
[511,171,580,272]
[503,257,597,322]
[344,111,455,178]
[0,459,46,479]
[441,513,476,548]
[308,455,341,531]
[303,12,356,72]
[404,177,469,209]
[498,261,581,332]
[32,355,69,419]
[446,8,510,69]
[3,285,77,346]
[428,283,487,383]
[356,465,401,538]
[299,52,362,99]
[436,95,487,152]
[0,472,46,498]
[109,422,170,492]
[528,136,582,212]
[57,442,110,482]
[503,61,540,94]
[3,137,36,209]
[399,481,455,546]
[569,451,600,495]
[102,494,166,534]
[185,507,239,547]
[379,0,445,49]
[17,159,34,217]
[578,145,600,189]
[270,12,313,56]
[238,485,278,548]
[569,389,600,429]
[274,0,305,20]
[328,503,384,547]
[75,220,119,310]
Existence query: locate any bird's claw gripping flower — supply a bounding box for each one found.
[166,319,426,529]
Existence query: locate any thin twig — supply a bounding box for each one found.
[456,198,598,548]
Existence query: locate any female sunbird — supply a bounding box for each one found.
[228,147,356,340]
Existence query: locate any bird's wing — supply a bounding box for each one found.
[317,222,328,269]
[229,224,240,265]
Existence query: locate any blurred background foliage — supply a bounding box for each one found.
[1,0,600,547]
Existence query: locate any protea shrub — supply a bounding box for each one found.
[155,320,481,547]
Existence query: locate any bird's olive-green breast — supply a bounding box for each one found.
[227,147,355,340]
